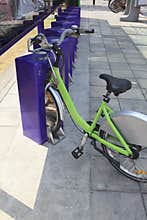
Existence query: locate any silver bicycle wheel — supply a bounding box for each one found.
[100,131,147,182]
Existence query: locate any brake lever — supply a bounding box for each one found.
[79,28,95,34]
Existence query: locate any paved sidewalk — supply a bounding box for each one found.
[1,0,147,219]
[88,1,147,219]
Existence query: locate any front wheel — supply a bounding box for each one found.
[100,131,147,182]
[45,87,62,136]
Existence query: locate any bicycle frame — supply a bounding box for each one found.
[53,66,133,157]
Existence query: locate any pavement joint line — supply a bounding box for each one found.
[139,183,147,218]
[90,188,142,194]
[0,80,16,103]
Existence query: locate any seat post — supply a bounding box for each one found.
[103,91,111,103]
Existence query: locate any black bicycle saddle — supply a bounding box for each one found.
[99,74,132,96]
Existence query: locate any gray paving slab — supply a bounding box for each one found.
[38,145,90,191]
[109,62,130,70]
[123,27,138,35]
[138,79,147,89]
[119,99,147,114]
[143,194,147,211]
[90,46,106,54]
[117,88,145,100]
[142,89,147,100]
[89,36,103,44]
[124,78,139,89]
[112,70,134,78]
[121,48,141,55]
[108,57,127,63]
[90,85,145,100]
[89,61,110,70]
[118,43,137,50]
[135,27,147,35]
[90,97,120,120]
[89,62,110,72]
[0,189,30,220]
[91,156,140,192]
[90,75,108,86]
[129,63,147,71]
[22,188,90,220]
[89,50,107,57]
[112,27,129,36]
[125,54,145,59]
[89,56,108,62]
[90,86,112,98]
[91,191,147,220]
[129,35,147,45]
[140,183,147,193]
[133,70,147,78]
[127,58,147,65]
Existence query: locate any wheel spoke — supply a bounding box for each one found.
[101,133,147,181]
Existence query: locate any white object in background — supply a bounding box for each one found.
[17,0,34,19]
[138,0,147,5]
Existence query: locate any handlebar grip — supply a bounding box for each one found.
[84,29,94,33]
[31,35,42,45]
[57,29,76,45]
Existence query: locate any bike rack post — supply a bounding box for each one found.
[43,35,71,90]
[15,53,53,144]
[43,9,80,87]
[120,0,140,22]
[37,19,45,33]
[123,0,131,15]
[44,28,76,79]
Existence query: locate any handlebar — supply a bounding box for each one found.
[27,26,94,85]
[27,26,94,53]
[28,33,53,53]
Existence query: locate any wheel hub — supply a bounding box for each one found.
[130,147,140,159]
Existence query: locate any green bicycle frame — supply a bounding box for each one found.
[53,66,133,157]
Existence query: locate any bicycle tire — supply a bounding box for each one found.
[100,130,147,182]
[108,0,126,13]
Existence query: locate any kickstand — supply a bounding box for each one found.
[47,126,65,145]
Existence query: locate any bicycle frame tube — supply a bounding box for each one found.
[53,67,132,157]
[90,102,132,156]
[53,67,91,132]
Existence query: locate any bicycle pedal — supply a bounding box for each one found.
[71,147,84,159]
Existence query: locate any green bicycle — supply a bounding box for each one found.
[28,27,147,182]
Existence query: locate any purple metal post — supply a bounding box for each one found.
[15,53,55,144]
[55,15,80,26]
[37,20,44,33]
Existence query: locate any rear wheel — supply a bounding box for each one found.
[100,131,147,182]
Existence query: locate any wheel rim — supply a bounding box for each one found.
[104,134,147,181]
[45,90,59,132]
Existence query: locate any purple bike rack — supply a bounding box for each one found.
[44,27,77,77]
[55,15,80,27]
[51,20,78,62]
[15,53,55,144]
[14,6,81,144]
[46,36,70,90]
